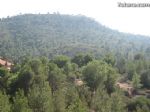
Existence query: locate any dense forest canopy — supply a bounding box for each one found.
[0,14,150,112]
[0,54,150,112]
[0,14,150,61]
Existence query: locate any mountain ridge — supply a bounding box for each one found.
[0,14,150,61]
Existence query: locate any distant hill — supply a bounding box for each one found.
[0,14,150,61]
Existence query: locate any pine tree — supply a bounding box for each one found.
[28,78,53,112]
[53,88,66,112]
[48,63,66,92]
[132,72,142,90]
[12,89,31,112]
[83,60,118,93]
[110,90,126,112]
[66,98,88,112]
[92,87,111,112]
[136,105,150,112]
[0,91,11,112]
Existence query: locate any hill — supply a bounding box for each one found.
[0,14,150,61]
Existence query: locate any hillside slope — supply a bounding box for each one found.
[0,14,150,61]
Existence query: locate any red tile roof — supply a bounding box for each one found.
[0,59,7,66]
[0,58,13,70]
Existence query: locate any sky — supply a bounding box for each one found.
[0,0,150,36]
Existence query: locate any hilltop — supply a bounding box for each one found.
[0,14,150,61]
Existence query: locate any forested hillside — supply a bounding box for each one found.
[0,14,150,61]
[0,54,150,112]
[0,14,150,112]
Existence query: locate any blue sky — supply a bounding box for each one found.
[0,0,150,36]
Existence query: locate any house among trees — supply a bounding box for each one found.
[0,58,13,70]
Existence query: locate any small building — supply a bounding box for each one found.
[0,58,13,70]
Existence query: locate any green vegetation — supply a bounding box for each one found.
[0,91,11,112]
[0,54,150,112]
[132,72,142,90]
[0,14,150,112]
[0,14,150,61]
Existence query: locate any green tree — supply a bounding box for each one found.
[53,55,70,68]
[29,59,43,75]
[127,96,150,112]
[63,62,78,76]
[14,65,34,94]
[126,61,136,80]
[0,67,10,91]
[0,67,9,77]
[136,105,150,112]
[66,98,88,112]
[65,83,79,108]
[141,69,150,88]
[48,63,66,92]
[92,87,111,112]
[28,79,53,112]
[110,90,126,112]
[83,60,118,93]
[116,57,126,74]
[76,85,92,108]
[72,54,84,67]
[83,60,107,91]
[12,89,31,112]
[104,66,118,94]
[134,53,144,60]
[72,54,93,67]
[65,83,88,112]
[132,72,142,90]
[92,88,126,112]
[103,54,116,66]
[0,91,11,112]
[53,88,66,112]
[83,54,93,65]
